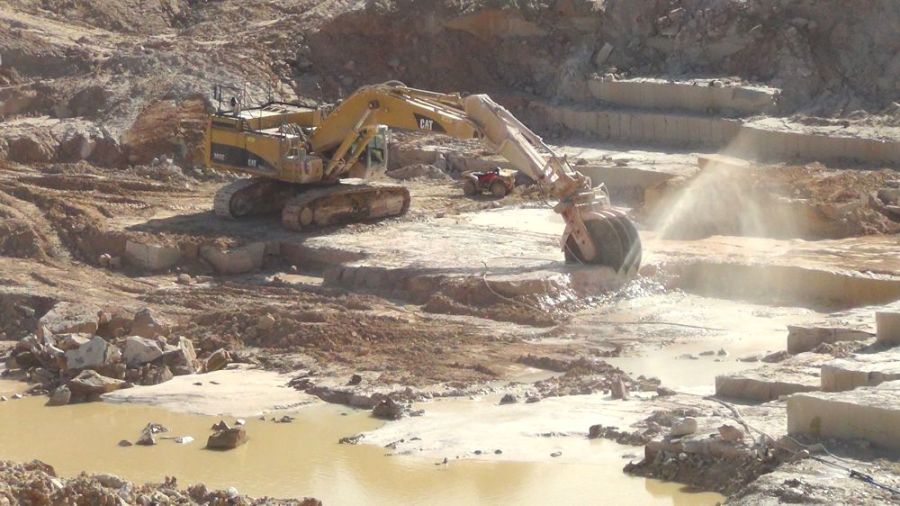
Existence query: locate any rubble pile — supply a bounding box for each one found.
[1,305,230,404]
[522,355,660,398]
[622,409,786,495]
[0,460,320,506]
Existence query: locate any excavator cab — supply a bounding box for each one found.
[349,126,389,178]
[365,126,389,169]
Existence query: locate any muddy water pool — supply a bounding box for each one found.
[0,383,722,505]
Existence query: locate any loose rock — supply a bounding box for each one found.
[499,393,518,405]
[372,398,407,420]
[718,424,745,442]
[67,370,129,398]
[611,378,630,400]
[669,417,698,437]
[205,348,231,372]
[123,336,163,367]
[46,385,71,406]
[207,427,248,450]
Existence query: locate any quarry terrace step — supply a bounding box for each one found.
[648,235,900,310]
[821,348,900,392]
[788,380,900,451]
[586,77,778,117]
[527,101,900,166]
[786,325,873,354]
[714,352,828,402]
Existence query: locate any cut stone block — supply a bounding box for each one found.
[124,240,181,272]
[788,380,900,451]
[821,348,900,392]
[200,242,265,275]
[586,78,777,116]
[876,311,900,346]
[786,325,873,354]
[715,353,826,402]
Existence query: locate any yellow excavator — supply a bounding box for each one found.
[204,81,641,275]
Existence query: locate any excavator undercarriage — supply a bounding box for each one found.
[213,177,410,231]
[205,82,641,275]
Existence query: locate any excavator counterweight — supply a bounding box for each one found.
[205,82,641,275]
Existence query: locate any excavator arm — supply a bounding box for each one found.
[310,82,641,275]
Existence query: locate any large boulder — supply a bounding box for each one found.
[38,302,98,335]
[372,398,407,420]
[130,308,168,338]
[96,308,135,338]
[206,427,247,450]
[123,336,163,367]
[12,334,65,372]
[163,336,199,375]
[64,336,120,371]
[57,333,93,351]
[67,370,129,398]
[140,364,173,385]
[204,348,231,372]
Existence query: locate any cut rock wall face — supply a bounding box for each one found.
[786,325,873,354]
[586,79,778,116]
[525,101,900,166]
[820,352,900,392]
[876,311,900,345]
[788,381,900,451]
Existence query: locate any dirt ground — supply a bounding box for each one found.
[1,0,899,504]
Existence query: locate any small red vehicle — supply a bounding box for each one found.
[461,167,516,198]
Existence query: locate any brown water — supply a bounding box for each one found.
[0,385,723,505]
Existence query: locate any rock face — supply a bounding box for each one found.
[788,381,900,451]
[786,325,873,354]
[67,369,129,398]
[65,336,120,371]
[123,336,163,366]
[715,353,827,402]
[206,427,248,450]
[876,311,900,346]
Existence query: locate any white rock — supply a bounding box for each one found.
[123,336,163,367]
[65,335,119,370]
[670,417,698,437]
[175,436,194,444]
